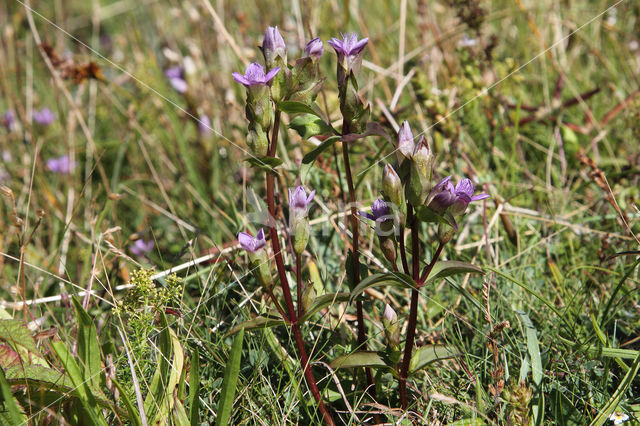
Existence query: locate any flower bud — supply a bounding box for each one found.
[304,37,324,61]
[289,186,315,254]
[379,236,397,265]
[397,121,415,160]
[301,282,317,313]
[382,304,400,348]
[412,135,432,178]
[261,26,287,69]
[382,164,403,207]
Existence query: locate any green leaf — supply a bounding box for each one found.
[0,319,44,366]
[414,206,458,229]
[144,313,185,424]
[349,272,415,303]
[448,420,486,426]
[516,310,544,425]
[302,135,341,164]
[551,389,584,426]
[0,367,27,424]
[330,351,391,371]
[111,378,143,426]
[52,341,109,426]
[277,100,324,118]
[225,316,286,337]
[409,345,460,374]
[299,292,351,323]
[423,261,484,285]
[215,328,244,426]
[244,156,283,173]
[289,114,333,140]
[590,352,640,426]
[189,347,200,426]
[72,298,103,390]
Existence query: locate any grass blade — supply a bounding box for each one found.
[215,328,244,426]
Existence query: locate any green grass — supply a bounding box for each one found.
[0,0,639,424]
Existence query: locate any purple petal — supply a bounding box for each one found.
[350,37,369,55]
[454,178,474,198]
[306,189,316,205]
[165,66,184,79]
[264,67,281,83]
[170,78,188,93]
[232,72,250,86]
[327,38,344,54]
[238,232,255,251]
[471,193,490,201]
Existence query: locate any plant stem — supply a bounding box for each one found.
[266,111,334,425]
[399,207,445,409]
[341,131,376,397]
[296,254,303,318]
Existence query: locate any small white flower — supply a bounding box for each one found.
[609,412,629,425]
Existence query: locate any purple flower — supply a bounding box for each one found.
[359,198,391,223]
[328,32,368,74]
[130,239,154,256]
[198,114,212,135]
[165,66,184,79]
[2,110,15,132]
[46,155,76,174]
[397,121,415,159]
[427,177,489,214]
[232,63,280,87]
[304,37,324,60]
[328,33,369,61]
[238,228,266,253]
[288,186,315,217]
[166,66,188,93]
[262,26,287,66]
[33,108,56,126]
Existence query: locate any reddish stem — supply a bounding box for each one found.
[266,111,333,425]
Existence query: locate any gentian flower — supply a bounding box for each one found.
[198,114,212,135]
[261,26,287,68]
[238,228,273,289]
[165,66,188,93]
[33,107,56,126]
[289,186,315,254]
[359,198,391,224]
[232,62,280,87]
[328,32,368,74]
[304,37,324,60]
[238,228,266,253]
[397,121,415,159]
[288,186,315,218]
[427,177,489,214]
[46,155,76,174]
[130,239,154,256]
[2,110,16,132]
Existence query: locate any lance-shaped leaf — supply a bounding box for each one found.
[299,292,351,323]
[409,345,460,374]
[302,135,341,164]
[330,350,393,373]
[225,316,287,337]
[244,156,283,173]
[349,272,415,303]
[277,100,326,120]
[422,261,484,285]
[215,329,244,426]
